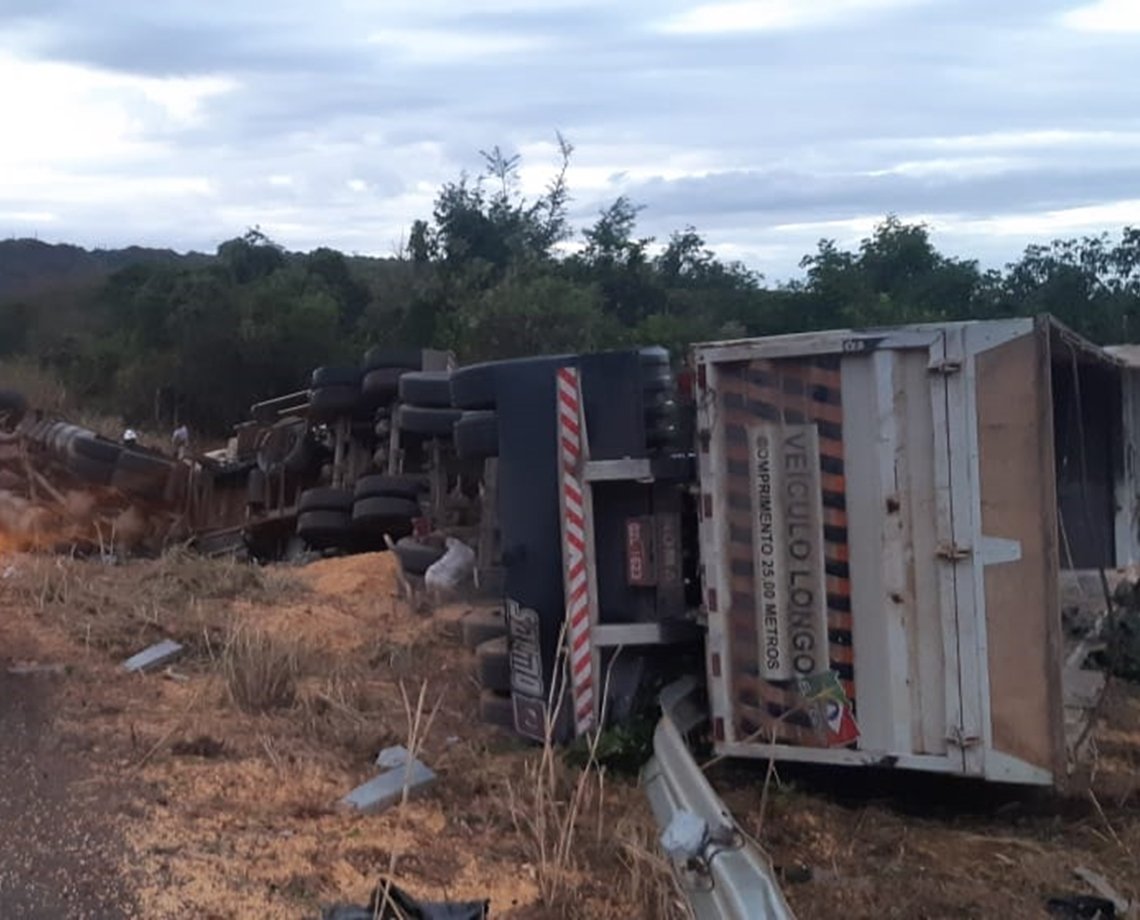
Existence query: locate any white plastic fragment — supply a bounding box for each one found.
[424,537,476,594]
[122,639,184,673]
[341,758,437,813]
[660,809,708,862]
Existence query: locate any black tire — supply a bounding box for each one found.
[476,636,511,693]
[398,371,453,409]
[454,410,498,460]
[642,366,675,393]
[298,487,354,514]
[352,495,421,526]
[68,453,115,486]
[461,608,507,650]
[393,537,446,575]
[450,354,575,410]
[361,367,406,404]
[309,385,359,420]
[311,365,362,388]
[362,346,423,373]
[50,423,84,457]
[257,419,313,475]
[71,434,121,465]
[449,362,498,410]
[0,388,27,415]
[353,474,428,502]
[397,405,462,437]
[478,689,515,730]
[639,346,670,368]
[296,510,351,549]
[645,394,678,420]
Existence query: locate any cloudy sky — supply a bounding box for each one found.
[0,0,1136,278]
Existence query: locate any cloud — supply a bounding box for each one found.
[1061,0,1140,32]
[0,0,1133,280]
[657,0,927,34]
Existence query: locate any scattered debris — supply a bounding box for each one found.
[170,735,226,759]
[375,744,411,769]
[1073,867,1135,918]
[1046,894,1118,919]
[122,639,184,673]
[341,754,437,814]
[322,877,489,920]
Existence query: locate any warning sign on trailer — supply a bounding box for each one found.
[749,423,830,682]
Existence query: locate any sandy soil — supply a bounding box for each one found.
[1,547,1138,919]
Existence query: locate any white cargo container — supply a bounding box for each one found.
[693,315,1138,786]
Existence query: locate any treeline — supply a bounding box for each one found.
[1,140,1139,434]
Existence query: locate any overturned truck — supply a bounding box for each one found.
[3,315,1135,790]
[482,315,1137,789]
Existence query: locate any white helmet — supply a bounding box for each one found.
[123,428,138,442]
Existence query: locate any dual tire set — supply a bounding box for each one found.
[395,366,498,461]
[306,346,426,423]
[295,474,427,550]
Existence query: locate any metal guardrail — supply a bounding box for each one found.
[642,677,795,920]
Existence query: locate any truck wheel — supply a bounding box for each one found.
[353,474,429,502]
[398,371,453,409]
[362,346,424,373]
[454,410,498,460]
[478,690,516,730]
[393,537,446,575]
[309,385,359,420]
[0,389,27,429]
[296,510,351,548]
[51,423,86,458]
[71,434,121,465]
[311,365,362,388]
[449,362,498,410]
[351,495,420,532]
[475,636,511,693]
[361,367,406,405]
[461,608,507,650]
[397,405,462,437]
[298,487,354,514]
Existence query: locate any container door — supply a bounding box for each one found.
[966,319,1065,784]
[928,328,973,774]
[839,334,962,768]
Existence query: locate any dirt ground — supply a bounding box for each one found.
[1,548,1138,919]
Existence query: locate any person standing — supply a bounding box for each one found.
[171,423,190,460]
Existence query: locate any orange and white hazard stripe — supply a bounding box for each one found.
[556,366,595,734]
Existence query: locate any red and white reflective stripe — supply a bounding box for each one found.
[557,366,594,734]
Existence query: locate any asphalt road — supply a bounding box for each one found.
[0,665,134,919]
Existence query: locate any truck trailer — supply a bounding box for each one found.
[495,315,1136,789]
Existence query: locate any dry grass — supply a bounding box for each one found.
[221,623,303,713]
[502,638,688,920]
[0,548,302,658]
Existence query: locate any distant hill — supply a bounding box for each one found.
[0,238,212,301]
